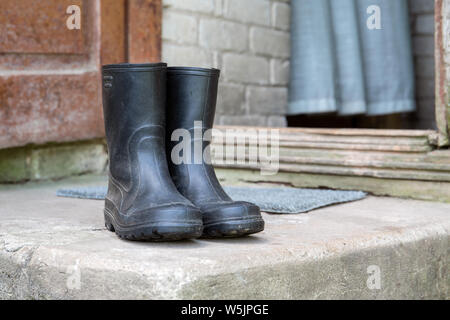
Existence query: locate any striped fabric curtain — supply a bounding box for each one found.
[288,0,416,116]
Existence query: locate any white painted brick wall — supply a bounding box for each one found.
[161,0,290,127]
[224,0,271,26]
[222,53,269,84]
[162,11,198,44]
[164,0,215,14]
[216,83,245,115]
[272,2,290,31]
[247,86,287,115]
[267,115,288,127]
[199,19,248,52]
[270,59,289,85]
[250,27,290,58]
[162,43,213,67]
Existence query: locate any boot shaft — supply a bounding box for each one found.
[102,63,167,188]
[102,63,167,139]
[166,67,220,133]
[165,67,230,203]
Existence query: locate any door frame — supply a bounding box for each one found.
[101,0,162,66]
[435,0,450,146]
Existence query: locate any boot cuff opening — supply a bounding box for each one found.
[102,62,166,72]
[167,67,220,77]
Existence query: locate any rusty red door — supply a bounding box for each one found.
[0,0,161,149]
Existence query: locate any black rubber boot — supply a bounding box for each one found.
[166,67,265,238]
[102,63,203,241]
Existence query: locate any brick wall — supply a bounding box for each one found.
[409,0,436,129]
[161,0,290,127]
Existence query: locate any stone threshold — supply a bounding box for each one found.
[0,175,448,299]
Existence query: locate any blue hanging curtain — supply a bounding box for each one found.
[288,0,416,116]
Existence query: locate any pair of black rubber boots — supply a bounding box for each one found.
[101,63,264,241]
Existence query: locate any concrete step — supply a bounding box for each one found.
[0,175,448,299]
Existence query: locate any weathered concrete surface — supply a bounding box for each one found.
[0,175,448,300]
[0,140,107,183]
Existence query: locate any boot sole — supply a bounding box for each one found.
[201,217,265,238]
[105,211,203,241]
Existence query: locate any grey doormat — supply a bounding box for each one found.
[56,186,366,214]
